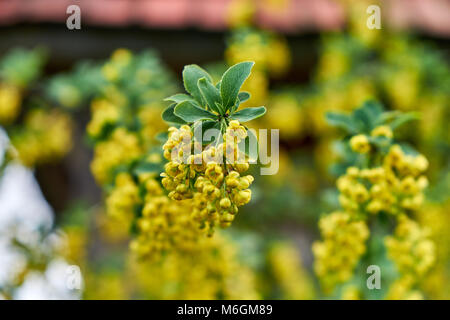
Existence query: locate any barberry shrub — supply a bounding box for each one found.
[161,62,266,235]
[313,101,435,299]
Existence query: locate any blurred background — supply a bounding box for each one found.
[0,0,449,300]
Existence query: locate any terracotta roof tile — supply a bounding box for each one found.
[0,0,448,36]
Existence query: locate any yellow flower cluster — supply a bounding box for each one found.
[268,242,316,299]
[316,50,350,82]
[0,83,21,125]
[341,285,362,300]
[86,49,198,263]
[264,94,303,140]
[346,0,382,47]
[161,121,253,234]
[96,207,130,244]
[130,176,202,259]
[338,145,429,215]
[386,214,435,282]
[419,201,450,299]
[101,48,133,82]
[226,0,255,28]
[240,70,268,107]
[226,31,291,77]
[11,109,73,167]
[350,126,393,154]
[314,121,436,297]
[105,172,140,229]
[59,225,88,266]
[385,276,424,300]
[129,233,261,299]
[97,155,206,261]
[90,128,141,184]
[138,103,168,148]
[385,68,420,111]
[312,211,369,293]
[83,271,129,300]
[88,49,174,185]
[86,98,120,137]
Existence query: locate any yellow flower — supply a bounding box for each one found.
[386,276,424,300]
[138,103,168,148]
[129,233,260,299]
[91,128,141,184]
[111,48,132,66]
[11,109,73,167]
[386,215,435,279]
[101,49,133,82]
[399,176,418,195]
[350,134,371,153]
[268,242,316,299]
[105,172,139,231]
[351,183,369,203]
[219,198,231,209]
[264,94,303,139]
[313,212,369,293]
[371,125,393,139]
[226,29,290,79]
[0,83,21,124]
[316,50,349,82]
[226,0,255,28]
[341,285,361,300]
[87,98,119,137]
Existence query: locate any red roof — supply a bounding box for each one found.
[0,0,449,36]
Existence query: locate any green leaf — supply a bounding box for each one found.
[215,80,221,90]
[164,93,198,105]
[353,108,371,131]
[220,61,254,111]
[326,112,358,133]
[182,65,212,105]
[398,143,420,156]
[162,104,186,124]
[230,97,241,114]
[215,102,224,114]
[231,106,266,123]
[376,111,401,125]
[238,91,251,103]
[134,162,164,175]
[353,101,384,131]
[198,77,223,114]
[174,101,217,123]
[370,136,392,150]
[362,100,383,119]
[155,132,168,143]
[389,112,420,129]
